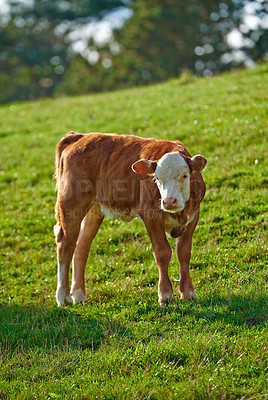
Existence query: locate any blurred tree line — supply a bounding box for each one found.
[0,0,267,103]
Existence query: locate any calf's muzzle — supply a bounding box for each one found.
[163,197,179,210]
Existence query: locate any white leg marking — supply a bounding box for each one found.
[71,288,88,304]
[56,287,72,307]
[158,291,174,307]
[56,264,72,307]
[180,290,197,301]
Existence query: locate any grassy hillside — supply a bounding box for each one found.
[0,64,267,399]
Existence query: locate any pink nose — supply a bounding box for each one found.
[163,197,178,210]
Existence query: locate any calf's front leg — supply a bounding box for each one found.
[142,214,173,306]
[176,212,199,301]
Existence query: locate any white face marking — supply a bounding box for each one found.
[154,152,190,213]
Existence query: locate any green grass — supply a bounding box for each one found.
[0,64,267,399]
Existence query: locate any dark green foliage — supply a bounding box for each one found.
[109,0,231,86]
[0,0,126,103]
[1,0,268,103]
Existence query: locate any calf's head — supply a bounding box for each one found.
[132,152,206,213]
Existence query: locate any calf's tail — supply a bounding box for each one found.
[53,131,84,189]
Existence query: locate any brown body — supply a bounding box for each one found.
[54,132,206,306]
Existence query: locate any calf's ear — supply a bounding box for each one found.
[190,155,207,172]
[131,159,157,175]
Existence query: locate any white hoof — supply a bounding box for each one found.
[180,290,196,301]
[71,288,88,304]
[56,288,73,307]
[158,292,174,307]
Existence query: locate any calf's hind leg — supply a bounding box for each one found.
[71,204,104,304]
[55,211,82,307]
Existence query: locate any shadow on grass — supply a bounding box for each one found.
[1,292,266,354]
[127,292,268,328]
[0,303,132,353]
[167,292,268,328]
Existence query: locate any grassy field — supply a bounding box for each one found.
[0,64,267,399]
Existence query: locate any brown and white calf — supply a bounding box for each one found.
[54,132,206,307]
